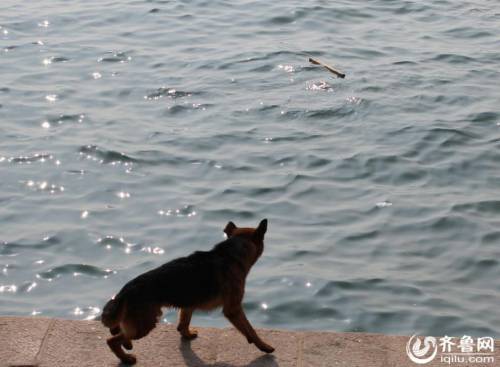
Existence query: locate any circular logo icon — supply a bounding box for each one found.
[406,334,438,364]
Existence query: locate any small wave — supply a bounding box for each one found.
[301,155,331,169]
[78,145,137,164]
[481,231,500,244]
[444,27,493,39]
[6,153,54,164]
[267,133,323,143]
[335,153,427,185]
[43,56,70,64]
[97,235,129,249]
[468,111,498,123]
[406,127,479,158]
[267,300,342,321]
[392,3,431,15]
[203,208,255,220]
[97,236,142,254]
[97,51,131,63]
[393,60,418,66]
[476,259,498,268]
[330,8,373,20]
[217,50,303,70]
[164,103,212,115]
[278,106,357,120]
[430,215,473,232]
[250,64,274,72]
[341,230,380,243]
[44,114,85,127]
[257,104,280,112]
[453,257,499,285]
[288,249,323,259]
[452,200,500,215]
[52,56,69,63]
[346,47,386,59]
[429,54,477,64]
[316,279,384,296]
[144,87,194,100]
[316,279,421,298]
[364,154,398,171]
[265,15,298,25]
[334,155,370,181]
[350,310,414,333]
[360,85,383,93]
[37,264,115,280]
[0,236,60,256]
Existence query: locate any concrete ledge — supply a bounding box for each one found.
[0,317,498,367]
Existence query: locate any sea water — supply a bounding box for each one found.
[1,0,499,337]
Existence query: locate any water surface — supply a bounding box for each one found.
[1,0,500,337]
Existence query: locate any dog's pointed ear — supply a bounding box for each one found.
[253,219,268,240]
[224,221,237,237]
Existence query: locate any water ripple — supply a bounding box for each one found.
[97,51,132,63]
[37,264,115,280]
[144,87,195,100]
[3,153,55,164]
[78,145,137,164]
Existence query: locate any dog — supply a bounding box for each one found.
[101,219,274,365]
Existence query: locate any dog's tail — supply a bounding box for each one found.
[101,293,125,328]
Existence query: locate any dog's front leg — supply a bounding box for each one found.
[223,305,275,353]
[109,326,133,350]
[107,333,137,365]
[177,308,198,339]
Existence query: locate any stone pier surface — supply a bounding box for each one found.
[1,317,499,367]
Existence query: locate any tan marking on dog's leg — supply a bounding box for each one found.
[106,333,137,365]
[177,308,198,339]
[223,305,275,353]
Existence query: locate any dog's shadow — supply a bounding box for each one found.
[180,339,279,367]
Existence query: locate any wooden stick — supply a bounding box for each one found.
[309,57,345,79]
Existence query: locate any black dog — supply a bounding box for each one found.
[101,219,274,365]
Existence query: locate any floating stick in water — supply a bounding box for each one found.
[309,57,345,79]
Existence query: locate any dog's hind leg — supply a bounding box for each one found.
[106,333,137,365]
[223,305,275,353]
[120,303,158,355]
[177,307,198,339]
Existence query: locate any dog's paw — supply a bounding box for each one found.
[181,328,198,340]
[257,343,275,354]
[123,340,133,350]
[120,353,137,365]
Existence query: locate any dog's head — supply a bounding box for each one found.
[224,219,267,243]
[224,219,268,265]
